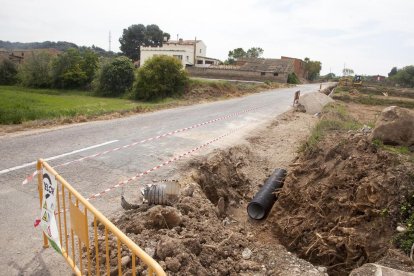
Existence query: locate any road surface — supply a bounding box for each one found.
[0,83,326,275]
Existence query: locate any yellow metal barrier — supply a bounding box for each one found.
[37,159,166,276]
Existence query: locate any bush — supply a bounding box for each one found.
[50,48,98,89]
[287,72,300,84]
[0,59,18,85]
[19,50,53,88]
[95,56,135,97]
[391,66,414,88]
[133,55,188,100]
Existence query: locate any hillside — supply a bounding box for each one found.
[0,40,115,56]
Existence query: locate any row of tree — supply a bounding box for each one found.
[388,66,414,87]
[225,47,264,64]
[0,49,188,101]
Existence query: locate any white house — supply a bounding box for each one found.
[140,39,220,67]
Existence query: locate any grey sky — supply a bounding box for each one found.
[1,0,413,76]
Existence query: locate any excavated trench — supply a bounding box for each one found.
[88,109,414,275]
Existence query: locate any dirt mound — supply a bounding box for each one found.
[189,145,252,215]
[271,131,414,275]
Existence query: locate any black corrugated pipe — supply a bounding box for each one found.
[247,168,287,220]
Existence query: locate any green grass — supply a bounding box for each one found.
[0,86,178,124]
[299,103,362,154]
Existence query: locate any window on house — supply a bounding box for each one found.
[186,56,189,61]
[261,72,265,76]
[200,49,202,53]
[197,60,203,64]
[273,72,279,76]
[173,55,183,60]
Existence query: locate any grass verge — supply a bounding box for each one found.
[0,86,178,124]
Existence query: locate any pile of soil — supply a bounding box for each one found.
[271,130,414,275]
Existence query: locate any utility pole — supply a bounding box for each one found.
[109,31,112,52]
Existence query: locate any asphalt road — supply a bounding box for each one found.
[0,83,326,275]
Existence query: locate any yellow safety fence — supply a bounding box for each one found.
[36,159,166,276]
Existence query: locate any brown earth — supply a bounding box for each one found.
[272,130,414,275]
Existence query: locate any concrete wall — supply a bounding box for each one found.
[140,41,207,67]
[187,67,289,82]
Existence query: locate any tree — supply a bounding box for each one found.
[246,47,264,58]
[119,24,170,61]
[95,56,135,97]
[0,59,18,85]
[50,48,98,89]
[391,66,414,87]
[388,67,398,77]
[133,55,188,100]
[304,57,322,80]
[80,49,99,83]
[226,47,264,64]
[19,50,53,88]
[342,68,354,76]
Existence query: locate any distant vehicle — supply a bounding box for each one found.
[353,75,362,87]
[338,75,363,87]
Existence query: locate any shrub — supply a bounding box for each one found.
[391,66,414,88]
[287,72,300,84]
[95,56,135,97]
[50,48,98,89]
[19,50,53,88]
[0,59,18,85]
[133,55,188,100]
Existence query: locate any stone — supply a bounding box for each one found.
[165,257,181,272]
[397,226,407,233]
[371,106,414,146]
[121,255,131,267]
[145,247,156,258]
[217,197,226,216]
[297,92,334,114]
[317,266,327,273]
[242,248,252,260]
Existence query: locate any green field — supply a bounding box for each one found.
[0,86,177,124]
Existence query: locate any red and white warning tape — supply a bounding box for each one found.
[86,129,237,201]
[23,104,265,185]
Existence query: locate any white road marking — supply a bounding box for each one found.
[0,140,119,175]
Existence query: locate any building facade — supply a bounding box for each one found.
[281,56,307,79]
[187,58,296,83]
[140,39,220,67]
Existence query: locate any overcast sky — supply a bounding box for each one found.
[1,0,413,76]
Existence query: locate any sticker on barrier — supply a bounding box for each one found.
[40,171,62,254]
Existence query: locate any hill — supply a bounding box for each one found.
[0,40,115,56]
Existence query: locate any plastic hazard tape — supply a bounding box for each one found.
[86,129,237,201]
[22,170,38,185]
[23,104,264,185]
